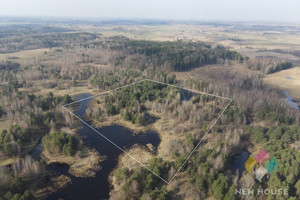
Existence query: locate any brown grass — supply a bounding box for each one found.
[19,80,99,97]
[264,66,300,101]
[42,147,103,178]
[116,145,154,170]
[0,48,50,64]
[33,175,71,199]
[82,24,300,61]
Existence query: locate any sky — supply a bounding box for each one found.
[1,0,300,23]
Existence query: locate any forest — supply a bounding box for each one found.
[0,23,299,200]
[105,37,244,71]
[0,76,74,198]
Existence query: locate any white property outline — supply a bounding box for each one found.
[62,79,232,184]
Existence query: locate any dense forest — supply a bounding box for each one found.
[92,36,244,71]
[0,24,96,53]
[245,59,293,74]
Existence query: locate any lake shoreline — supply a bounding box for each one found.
[42,93,161,200]
[41,146,105,178]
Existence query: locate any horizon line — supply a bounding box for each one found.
[0,15,300,25]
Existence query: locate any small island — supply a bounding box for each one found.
[42,130,105,178]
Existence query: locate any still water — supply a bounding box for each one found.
[32,94,161,200]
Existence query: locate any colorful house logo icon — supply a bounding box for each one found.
[244,148,279,182]
[256,148,269,165]
[245,156,258,173]
[266,158,279,175]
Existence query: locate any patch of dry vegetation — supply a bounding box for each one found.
[264,66,300,101]
[115,145,154,171]
[43,146,104,178]
[33,175,71,199]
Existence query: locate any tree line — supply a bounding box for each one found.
[99,37,244,71]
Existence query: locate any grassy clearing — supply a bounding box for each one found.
[19,80,99,97]
[116,145,154,170]
[0,48,50,63]
[150,111,188,161]
[264,66,300,101]
[0,158,13,166]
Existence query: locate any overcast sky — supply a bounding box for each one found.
[1,0,300,22]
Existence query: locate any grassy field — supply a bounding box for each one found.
[0,48,51,64]
[264,66,300,101]
[19,81,98,97]
[80,24,300,60]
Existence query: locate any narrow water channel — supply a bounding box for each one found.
[283,91,299,110]
[32,94,161,200]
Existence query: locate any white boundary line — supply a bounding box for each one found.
[62,79,232,184]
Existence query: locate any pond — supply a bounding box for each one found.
[230,151,250,178]
[31,93,161,200]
